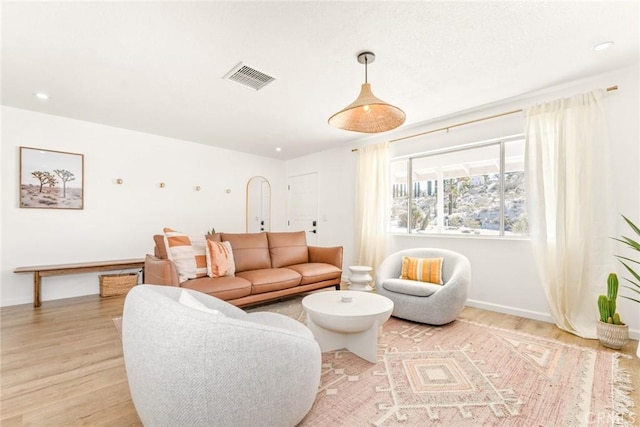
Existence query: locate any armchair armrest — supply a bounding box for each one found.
[308,246,343,269]
[144,254,180,286]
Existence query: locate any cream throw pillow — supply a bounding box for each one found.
[205,240,236,278]
[163,228,207,283]
[178,290,220,315]
[400,256,444,285]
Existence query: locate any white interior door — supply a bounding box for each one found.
[288,172,318,245]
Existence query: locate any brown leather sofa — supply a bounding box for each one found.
[144,231,343,307]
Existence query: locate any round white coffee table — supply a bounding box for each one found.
[301,290,393,363]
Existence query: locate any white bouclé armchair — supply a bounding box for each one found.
[375,248,471,325]
[122,285,321,427]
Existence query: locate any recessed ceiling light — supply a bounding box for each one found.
[34,92,49,100]
[593,41,614,52]
[275,147,282,152]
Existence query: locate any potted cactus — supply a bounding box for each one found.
[596,273,629,349]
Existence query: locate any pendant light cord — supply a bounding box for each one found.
[364,56,368,83]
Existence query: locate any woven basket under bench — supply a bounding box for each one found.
[99,273,138,297]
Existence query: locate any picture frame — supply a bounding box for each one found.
[19,146,84,209]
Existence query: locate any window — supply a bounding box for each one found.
[390,136,527,236]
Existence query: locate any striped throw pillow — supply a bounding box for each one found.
[205,240,236,278]
[163,228,207,283]
[400,256,444,285]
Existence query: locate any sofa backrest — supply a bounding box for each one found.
[153,231,312,273]
[267,231,309,268]
[221,232,271,273]
[153,235,167,259]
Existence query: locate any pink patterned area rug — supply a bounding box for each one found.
[246,297,635,427]
[301,318,634,426]
[114,297,635,426]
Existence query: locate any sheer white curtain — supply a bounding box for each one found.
[524,89,614,338]
[355,141,390,283]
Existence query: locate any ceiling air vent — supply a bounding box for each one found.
[223,62,275,91]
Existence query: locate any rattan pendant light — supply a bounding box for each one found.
[328,51,405,133]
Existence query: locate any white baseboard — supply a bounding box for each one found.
[1,293,93,307]
[0,296,32,307]
[466,299,640,340]
[465,299,554,323]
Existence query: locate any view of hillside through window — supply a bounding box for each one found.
[390,137,528,236]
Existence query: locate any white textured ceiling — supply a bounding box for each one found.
[2,1,638,160]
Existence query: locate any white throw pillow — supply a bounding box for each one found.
[178,289,220,315]
[163,228,208,282]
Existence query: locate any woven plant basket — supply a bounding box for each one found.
[99,273,138,297]
[596,319,629,350]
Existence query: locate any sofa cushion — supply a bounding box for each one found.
[221,232,271,272]
[181,276,252,300]
[236,268,301,294]
[163,228,207,282]
[286,263,342,285]
[382,278,441,297]
[267,231,309,268]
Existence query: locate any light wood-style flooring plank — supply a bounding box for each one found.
[1,295,139,426]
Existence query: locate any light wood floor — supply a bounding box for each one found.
[1,293,638,426]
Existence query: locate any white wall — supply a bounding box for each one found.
[1,107,287,306]
[286,65,640,338]
[2,66,637,338]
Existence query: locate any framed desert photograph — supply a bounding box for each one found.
[20,147,84,209]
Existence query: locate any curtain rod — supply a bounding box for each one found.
[351,85,618,151]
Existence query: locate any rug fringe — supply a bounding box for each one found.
[612,353,635,427]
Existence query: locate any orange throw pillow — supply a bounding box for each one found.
[400,256,444,285]
[206,240,236,278]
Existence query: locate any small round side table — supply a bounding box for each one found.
[348,265,373,291]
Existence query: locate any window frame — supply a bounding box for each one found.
[390,134,526,238]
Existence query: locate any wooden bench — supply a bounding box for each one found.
[14,259,145,307]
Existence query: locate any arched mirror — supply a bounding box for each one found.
[246,176,271,232]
